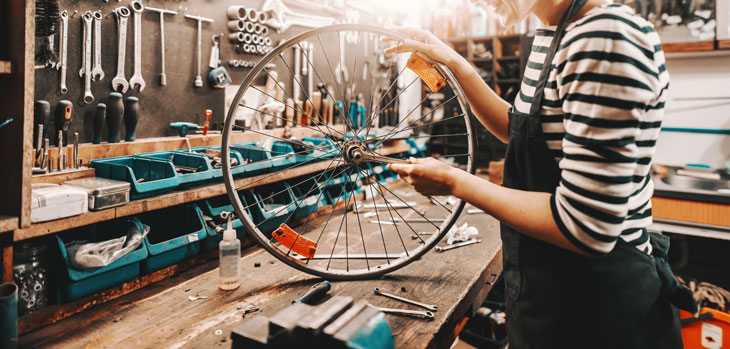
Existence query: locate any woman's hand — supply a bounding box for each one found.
[388,157,459,196]
[382,28,466,69]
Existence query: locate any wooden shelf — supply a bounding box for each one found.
[470,57,493,63]
[0,215,18,233]
[719,39,730,50]
[14,141,410,241]
[0,61,10,74]
[497,56,520,61]
[662,41,715,53]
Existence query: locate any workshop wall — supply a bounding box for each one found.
[654,53,730,168]
[33,0,360,144]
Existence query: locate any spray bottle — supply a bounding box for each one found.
[219,214,241,290]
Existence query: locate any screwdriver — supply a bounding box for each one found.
[53,100,73,146]
[203,109,212,136]
[92,103,106,144]
[293,280,331,305]
[34,100,50,154]
[124,96,139,142]
[107,92,124,143]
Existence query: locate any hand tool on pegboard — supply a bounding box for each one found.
[107,93,124,143]
[145,6,178,86]
[185,14,215,88]
[128,1,146,92]
[111,7,131,93]
[92,103,106,144]
[124,97,139,142]
[53,100,72,146]
[207,34,232,88]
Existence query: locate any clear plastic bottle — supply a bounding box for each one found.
[219,220,241,290]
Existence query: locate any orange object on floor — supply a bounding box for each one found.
[272,223,317,259]
[680,307,730,349]
[406,52,446,93]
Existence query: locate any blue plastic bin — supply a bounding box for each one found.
[91,156,180,199]
[138,151,214,186]
[287,175,323,220]
[199,195,250,252]
[140,204,207,273]
[241,182,296,234]
[303,137,339,160]
[185,146,247,178]
[405,138,427,157]
[323,171,362,205]
[55,217,148,302]
[230,142,276,175]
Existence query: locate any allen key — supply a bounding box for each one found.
[374,287,438,311]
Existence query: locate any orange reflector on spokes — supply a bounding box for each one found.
[406,52,446,93]
[272,223,317,259]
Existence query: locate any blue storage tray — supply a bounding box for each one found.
[287,175,323,221]
[241,182,296,234]
[185,146,247,178]
[405,138,427,157]
[140,204,207,273]
[269,142,305,169]
[303,137,339,160]
[199,195,250,252]
[91,156,180,199]
[323,171,362,205]
[230,142,276,175]
[138,151,214,186]
[56,217,148,302]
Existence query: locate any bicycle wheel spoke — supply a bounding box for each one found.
[427,195,453,214]
[376,179,441,230]
[364,39,401,136]
[355,164,390,264]
[327,174,354,270]
[367,175,422,247]
[371,94,458,147]
[317,34,356,135]
[344,166,369,270]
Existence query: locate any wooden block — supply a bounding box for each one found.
[31,167,95,185]
[286,99,295,127]
[295,101,304,126]
[311,92,322,123]
[652,196,730,227]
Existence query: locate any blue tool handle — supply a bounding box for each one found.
[295,280,331,305]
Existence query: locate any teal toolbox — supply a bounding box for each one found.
[55,217,148,302]
[90,156,180,200]
[139,204,207,273]
[137,151,214,186]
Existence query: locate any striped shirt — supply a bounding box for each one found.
[514,3,668,256]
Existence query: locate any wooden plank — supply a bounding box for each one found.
[75,125,344,162]
[0,60,10,74]
[14,141,410,241]
[652,196,730,227]
[20,184,502,348]
[0,214,18,233]
[0,0,34,228]
[31,168,95,185]
[14,209,116,241]
[662,41,715,53]
[720,40,730,50]
[1,232,13,283]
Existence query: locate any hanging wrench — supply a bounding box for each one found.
[111,7,130,93]
[128,1,145,92]
[375,306,435,320]
[59,10,68,94]
[80,12,94,104]
[373,288,438,311]
[91,11,104,81]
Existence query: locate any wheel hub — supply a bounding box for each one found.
[343,140,367,165]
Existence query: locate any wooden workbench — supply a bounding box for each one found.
[20,182,503,349]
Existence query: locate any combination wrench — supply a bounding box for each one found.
[91,11,104,81]
[128,1,145,92]
[111,7,130,93]
[374,288,438,311]
[375,307,435,320]
[59,10,68,94]
[80,12,94,104]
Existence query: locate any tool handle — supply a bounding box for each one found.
[34,100,51,143]
[295,280,331,305]
[53,100,73,145]
[124,97,139,142]
[107,92,124,143]
[92,103,106,144]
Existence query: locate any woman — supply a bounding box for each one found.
[385,0,697,347]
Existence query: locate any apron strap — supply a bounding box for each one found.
[529,0,589,116]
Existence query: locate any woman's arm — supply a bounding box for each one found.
[389,158,590,256]
[384,28,511,142]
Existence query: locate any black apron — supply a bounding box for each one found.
[500,1,697,347]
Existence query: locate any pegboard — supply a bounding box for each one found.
[33,0,359,144]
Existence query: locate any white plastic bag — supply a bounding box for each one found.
[67,223,150,270]
[446,223,478,245]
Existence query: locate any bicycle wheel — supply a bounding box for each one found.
[222,24,476,280]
